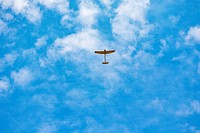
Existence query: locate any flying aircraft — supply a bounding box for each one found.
[94,49,115,64]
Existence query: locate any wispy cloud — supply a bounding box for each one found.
[32,94,58,110]
[176,100,200,116]
[185,25,200,43]
[0,19,7,34]
[0,51,18,72]
[77,0,100,27]
[36,0,69,14]
[11,67,33,87]
[42,28,104,67]
[0,12,14,21]
[0,0,41,24]
[35,35,48,48]
[0,0,71,24]
[38,123,57,133]
[65,89,92,109]
[111,0,151,42]
[0,77,10,92]
[99,0,114,9]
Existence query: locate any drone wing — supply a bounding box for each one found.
[95,51,105,54]
[105,50,115,54]
[95,50,115,54]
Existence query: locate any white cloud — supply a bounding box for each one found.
[169,15,180,25]
[48,75,57,81]
[36,0,69,14]
[35,35,48,48]
[77,0,100,27]
[0,0,72,24]
[32,94,58,109]
[185,25,200,43]
[0,61,4,72]
[133,51,156,70]
[100,0,113,9]
[0,0,41,24]
[175,105,193,116]
[4,52,18,66]
[38,123,57,133]
[25,6,41,24]
[40,1,134,96]
[65,89,91,108]
[158,39,169,57]
[84,117,131,133]
[60,14,74,28]
[147,98,165,111]
[0,19,7,34]
[111,0,150,42]
[198,62,200,75]
[11,67,33,86]
[22,48,37,58]
[12,0,28,13]
[42,28,103,66]
[0,77,10,92]
[191,100,200,113]
[172,55,185,61]
[54,29,101,52]
[0,52,18,72]
[0,0,11,7]
[181,123,200,133]
[176,100,200,116]
[1,12,14,21]
[0,19,17,38]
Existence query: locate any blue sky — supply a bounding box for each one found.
[0,0,200,132]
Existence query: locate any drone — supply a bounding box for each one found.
[94,49,115,64]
